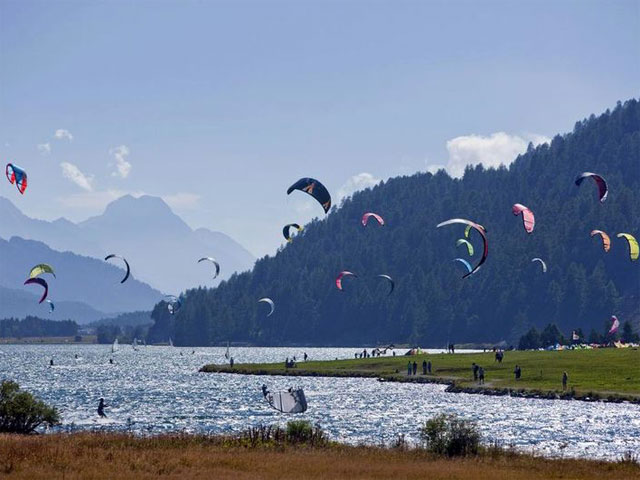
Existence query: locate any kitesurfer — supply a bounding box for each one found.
[109,358,114,364]
[261,384,269,397]
[49,359,54,367]
[97,398,107,418]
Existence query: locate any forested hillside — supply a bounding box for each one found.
[149,100,639,347]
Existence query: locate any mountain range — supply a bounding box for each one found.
[0,195,256,295]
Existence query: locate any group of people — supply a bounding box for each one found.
[406,359,432,375]
[471,363,486,384]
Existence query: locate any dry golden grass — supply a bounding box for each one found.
[0,433,637,480]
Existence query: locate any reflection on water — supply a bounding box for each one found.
[0,344,637,460]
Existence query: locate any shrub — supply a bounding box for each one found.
[286,420,327,445]
[0,381,60,434]
[420,413,480,456]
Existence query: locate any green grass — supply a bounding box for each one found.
[201,348,640,401]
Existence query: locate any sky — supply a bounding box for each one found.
[0,0,638,257]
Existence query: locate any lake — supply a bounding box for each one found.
[0,344,637,460]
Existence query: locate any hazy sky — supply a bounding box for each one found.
[1,0,638,256]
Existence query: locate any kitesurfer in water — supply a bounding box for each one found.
[97,398,107,418]
[49,359,54,367]
[109,358,114,364]
[261,384,269,397]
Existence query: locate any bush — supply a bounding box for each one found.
[285,420,326,445]
[0,381,60,434]
[420,413,480,456]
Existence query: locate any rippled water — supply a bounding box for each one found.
[0,344,638,460]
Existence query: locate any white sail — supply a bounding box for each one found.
[169,337,173,347]
[112,338,119,353]
[224,341,230,360]
[132,338,138,350]
[266,389,308,414]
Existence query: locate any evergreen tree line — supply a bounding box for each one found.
[147,99,640,347]
[517,320,639,350]
[0,316,77,338]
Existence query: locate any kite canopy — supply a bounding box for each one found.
[575,172,608,203]
[265,388,308,414]
[335,271,357,291]
[104,254,131,283]
[198,257,221,279]
[437,219,488,278]
[362,212,385,227]
[258,297,275,317]
[456,238,474,256]
[282,223,303,243]
[376,274,394,295]
[531,257,547,273]
[512,204,535,233]
[287,178,332,213]
[590,230,611,252]
[452,258,472,274]
[165,295,182,315]
[24,277,48,303]
[29,264,56,279]
[616,233,639,261]
[608,315,620,335]
[6,163,27,194]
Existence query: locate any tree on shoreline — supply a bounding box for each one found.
[0,381,59,434]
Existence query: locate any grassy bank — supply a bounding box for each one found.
[0,432,637,480]
[201,348,640,402]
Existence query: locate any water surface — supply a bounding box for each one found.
[0,344,637,460]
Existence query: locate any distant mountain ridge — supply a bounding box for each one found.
[0,236,163,323]
[0,195,256,293]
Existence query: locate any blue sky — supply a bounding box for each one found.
[1,0,638,256]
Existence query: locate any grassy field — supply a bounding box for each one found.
[201,348,640,401]
[0,432,637,480]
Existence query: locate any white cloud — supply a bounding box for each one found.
[337,172,381,201]
[110,145,132,178]
[432,132,551,178]
[54,129,73,141]
[163,192,201,210]
[37,143,51,154]
[60,162,94,191]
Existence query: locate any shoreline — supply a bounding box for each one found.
[200,349,640,404]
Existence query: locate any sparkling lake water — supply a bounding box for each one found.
[0,344,638,460]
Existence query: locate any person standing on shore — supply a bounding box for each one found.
[407,361,411,375]
[514,365,521,380]
[472,362,478,381]
[412,361,417,375]
[562,371,568,390]
[422,360,427,375]
[427,360,432,374]
[478,366,485,385]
